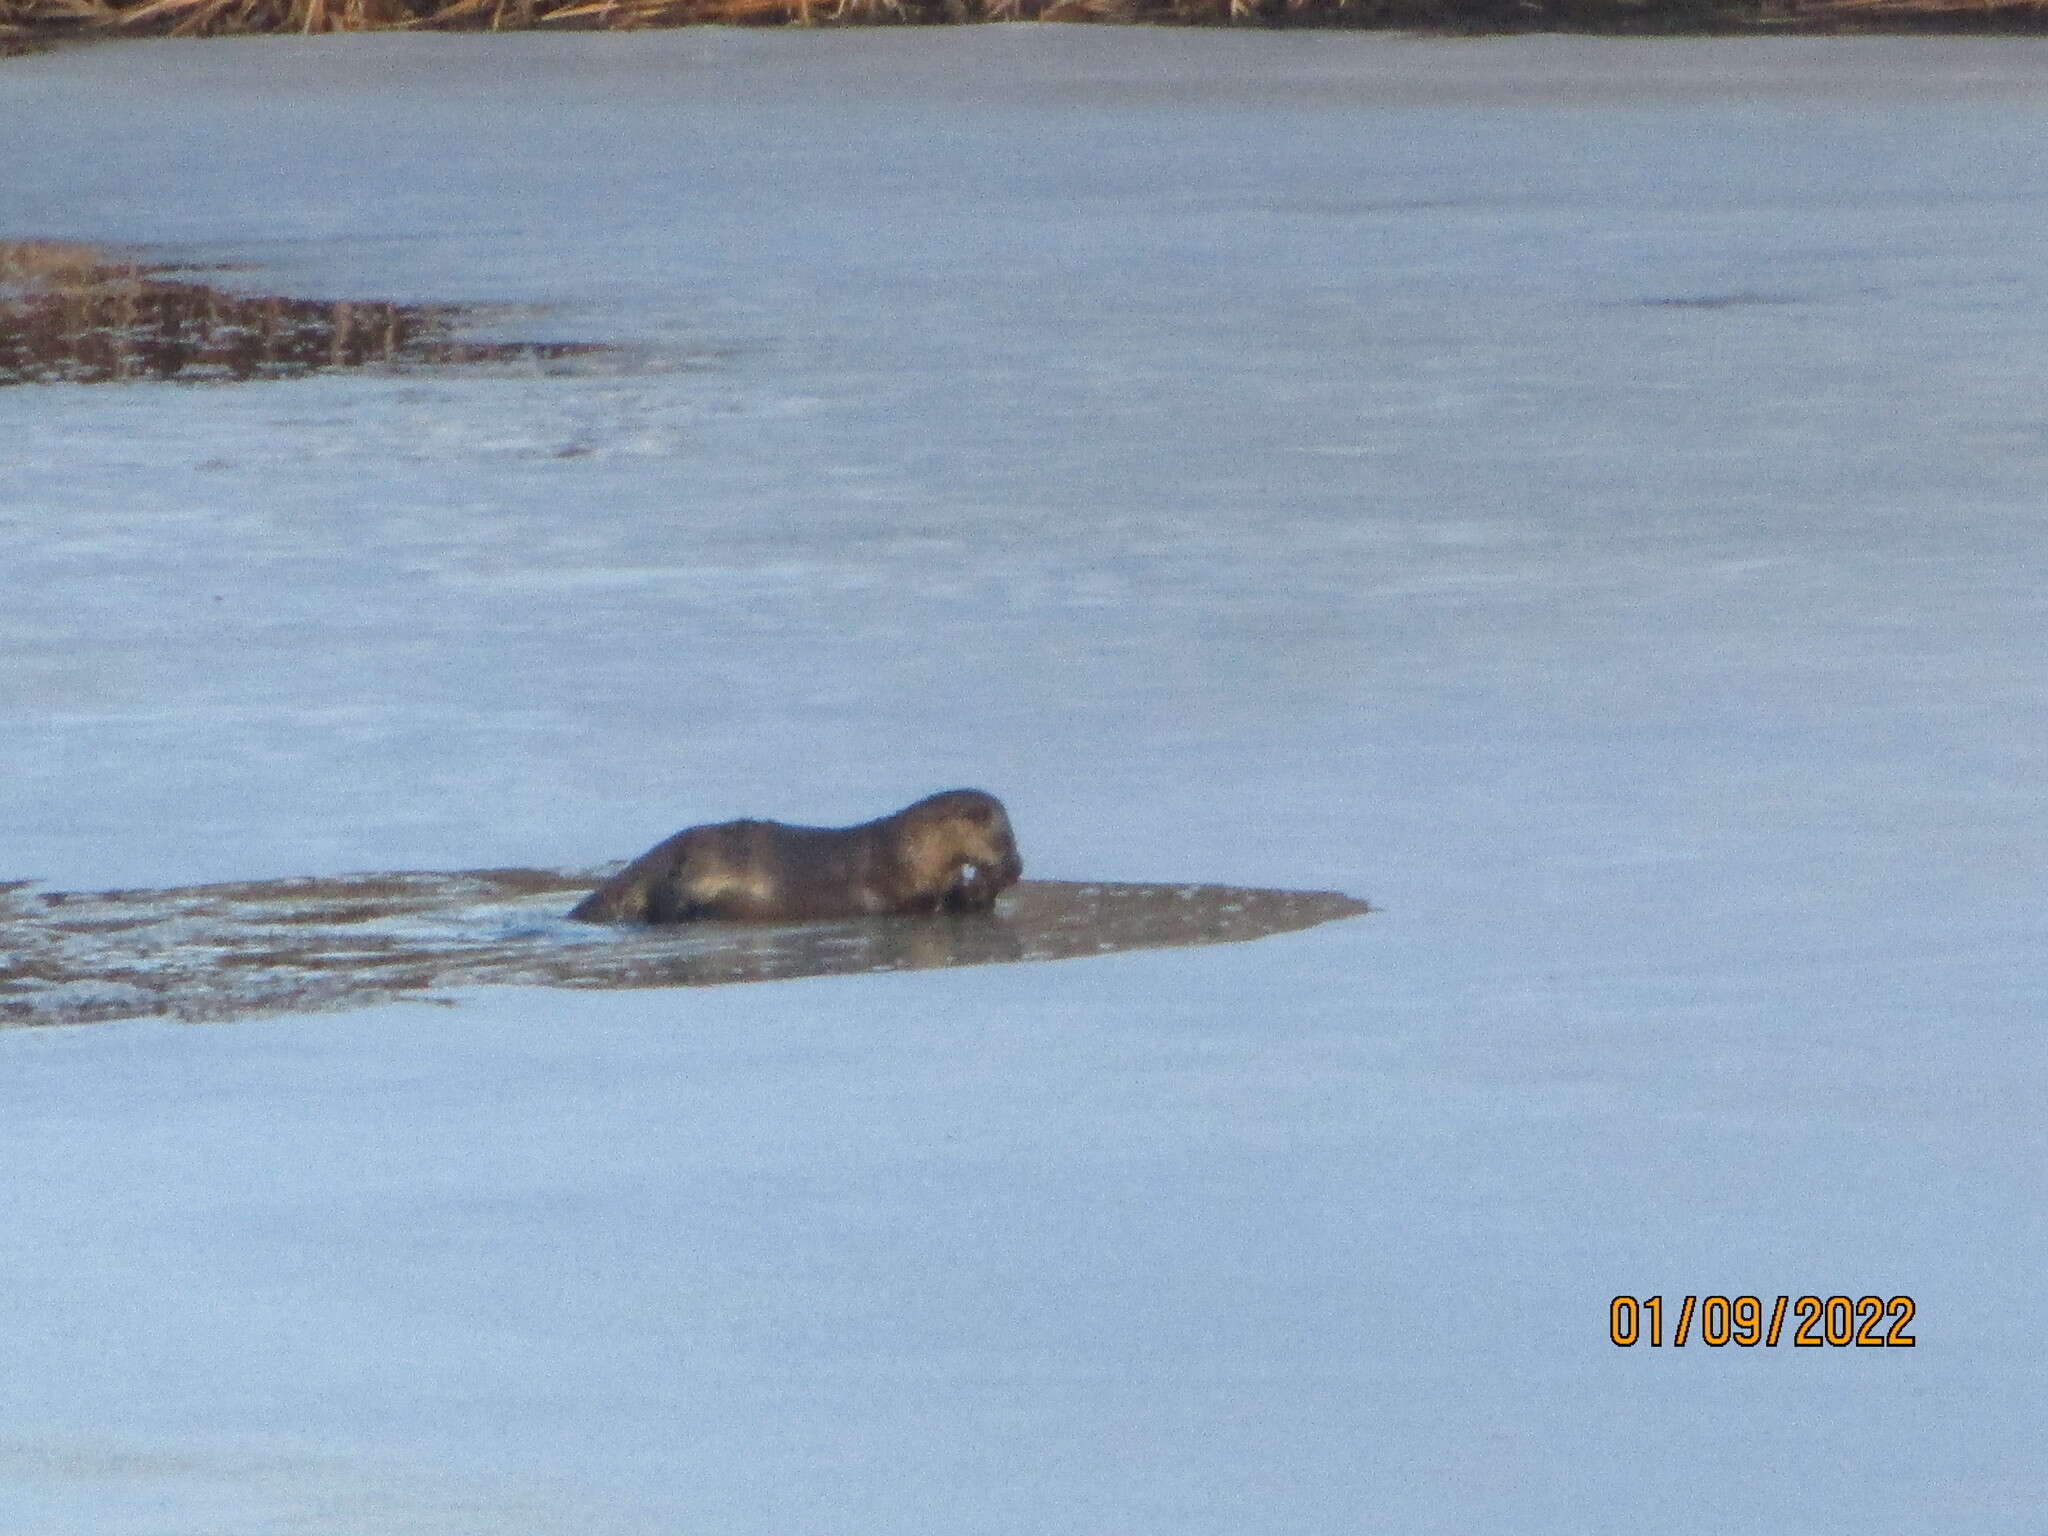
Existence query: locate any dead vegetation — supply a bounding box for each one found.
[5,0,2048,39]
[0,240,612,385]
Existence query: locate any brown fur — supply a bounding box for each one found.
[569,789,1023,924]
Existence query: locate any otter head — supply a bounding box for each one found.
[898,789,1022,913]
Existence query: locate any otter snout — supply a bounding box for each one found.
[948,847,1022,912]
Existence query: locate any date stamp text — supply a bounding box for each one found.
[1609,1295,1915,1348]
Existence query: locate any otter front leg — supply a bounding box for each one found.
[645,882,721,923]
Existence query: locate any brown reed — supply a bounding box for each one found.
[5,0,2048,50]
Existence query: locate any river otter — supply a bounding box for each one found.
[569,789,1023,924]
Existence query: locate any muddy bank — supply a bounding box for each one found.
[0,240,622,386]
[0,870,1370,1027]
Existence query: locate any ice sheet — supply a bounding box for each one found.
[1,30,2044,1536]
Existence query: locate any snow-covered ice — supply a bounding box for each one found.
[2,29,2045,1534]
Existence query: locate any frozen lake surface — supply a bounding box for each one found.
[3,29,2045,1535]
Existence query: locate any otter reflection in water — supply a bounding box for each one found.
[569,789,1023,924]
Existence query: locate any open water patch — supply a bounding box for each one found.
[0,870,1371,1027]
[0,239,630,385]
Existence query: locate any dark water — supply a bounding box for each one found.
[1,869,1370,1026]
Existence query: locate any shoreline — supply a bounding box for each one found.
[8,1,2048,48]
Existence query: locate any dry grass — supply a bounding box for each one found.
[105,0,417,31]
[1801,0,2048,17]
[5,0,2047,55]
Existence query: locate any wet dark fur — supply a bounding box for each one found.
[569,789,1023,924]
